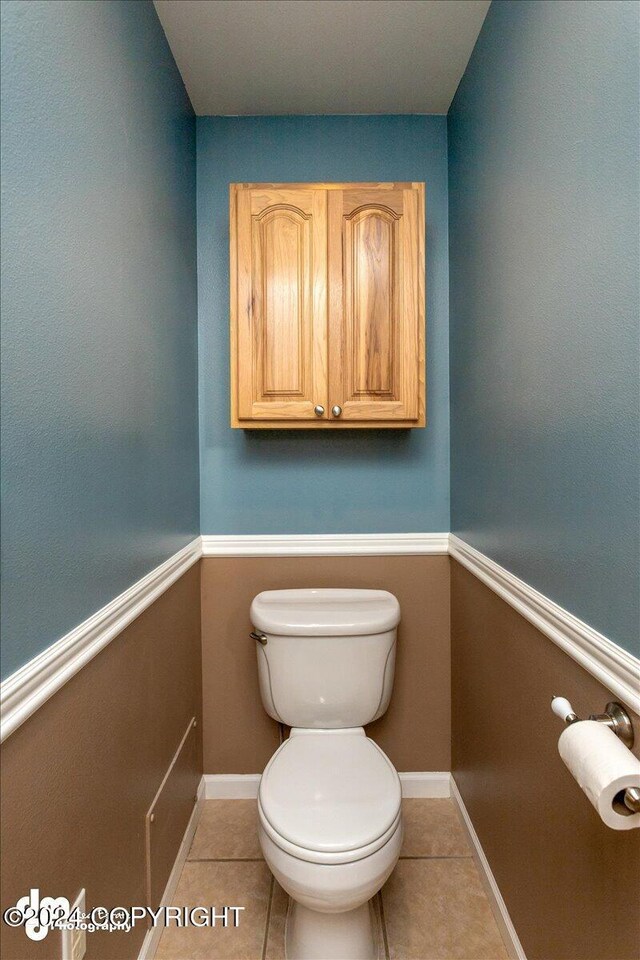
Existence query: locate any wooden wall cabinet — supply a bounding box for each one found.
[230,182,425,428]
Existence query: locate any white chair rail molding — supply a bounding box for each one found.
[2,533,639,742]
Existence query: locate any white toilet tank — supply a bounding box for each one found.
[250,588,400,729]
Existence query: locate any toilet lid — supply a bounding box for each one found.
[259,732,401,855]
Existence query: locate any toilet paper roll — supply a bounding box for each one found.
[558,720,640,830]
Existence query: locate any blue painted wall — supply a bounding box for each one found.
[448,0,640,654]
[0,0,199,677]
[197,116,449,535]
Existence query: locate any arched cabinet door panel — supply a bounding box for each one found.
[232,186,328,422]
[230,182,424,429]
[328,185,424,424]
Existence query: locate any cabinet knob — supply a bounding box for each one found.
[331,405,343,417]
[314,405,325,417]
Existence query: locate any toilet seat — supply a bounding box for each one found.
[259,729,401,865]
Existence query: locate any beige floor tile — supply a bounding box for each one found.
[382,859,509,960]
[400,799,472,858]
[188,801,263,860]
[154,860,271,960]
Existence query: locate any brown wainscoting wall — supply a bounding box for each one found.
[200,555,450,775]
[0,564,203,960]
[451,559,640,960]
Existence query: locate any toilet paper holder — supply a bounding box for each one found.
[551,696,640,814]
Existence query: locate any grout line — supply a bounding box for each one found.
[261,875,275,960]
[378,891,390,960]
[187,857,265,862]
[398,854,473,860]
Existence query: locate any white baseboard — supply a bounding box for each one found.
[398,771,451,797]
[203,773,262,799]
[137,777,205,960]
[202,771,451,800]
[450,776,526,960]
[201,532,450,557]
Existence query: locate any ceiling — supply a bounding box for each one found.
[154,0,491,116]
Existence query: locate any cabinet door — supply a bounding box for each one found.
[328,184,425,423]
[232,186,328,423]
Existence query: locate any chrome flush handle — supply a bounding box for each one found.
[250,631,268,645]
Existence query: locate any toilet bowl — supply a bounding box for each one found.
[251,589,402,960]
[258,728,402,958]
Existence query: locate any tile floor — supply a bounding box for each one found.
[154,798,509,960]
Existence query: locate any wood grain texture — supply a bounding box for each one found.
[236,182,416,191]
[329,184,425,423]
[230,182,425,428]
[232,186,327,423]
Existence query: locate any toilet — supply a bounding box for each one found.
[250,588,402,960]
